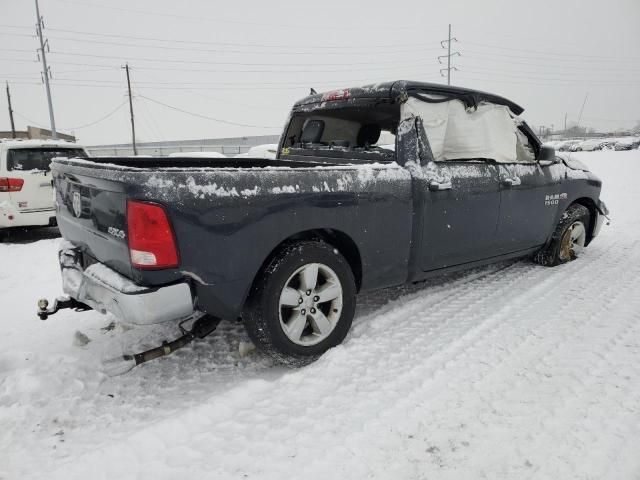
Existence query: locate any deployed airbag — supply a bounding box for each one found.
[402,97,519,163]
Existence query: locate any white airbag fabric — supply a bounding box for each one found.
[401,97,518,163]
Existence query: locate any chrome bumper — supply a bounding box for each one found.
[59,242,194,325]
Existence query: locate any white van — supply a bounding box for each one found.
[0,139,88,230]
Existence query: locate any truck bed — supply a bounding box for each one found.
[51,156,414,319]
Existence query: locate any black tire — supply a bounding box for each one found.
[243,241,357,366]
[534,204,591,267]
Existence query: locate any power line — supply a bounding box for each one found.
[5,69,442,89]
[0,57,443,74]
[461,48,640,66]
[14,111,48,128]
[14,103,126,131]
[462,40,640,61]
[64,101,126,130]
[0,48,37,53]
[46,50,443,67]
[44,26,433,50]
[51,0,438,32]
[137,95,281,129]
[9,77,638,90]
[43,34,437,56]
[458,65,640,81]
[459,54,640,72]
[0,25,33,30]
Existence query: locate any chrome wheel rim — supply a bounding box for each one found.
[278,263,343,346]
[560,220,586,261]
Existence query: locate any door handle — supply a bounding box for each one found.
[502,176,521,187]
[428,179,452,191]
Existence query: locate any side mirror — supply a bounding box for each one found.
[537,145,556,166]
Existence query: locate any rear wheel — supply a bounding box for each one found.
[244,241,356,365]
[534,204,590,267]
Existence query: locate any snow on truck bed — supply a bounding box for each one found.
[1,150,640,479]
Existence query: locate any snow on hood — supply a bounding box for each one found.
[557,153,590,172]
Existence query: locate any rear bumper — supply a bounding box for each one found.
[0,202,56,228]
[59,242,194,325]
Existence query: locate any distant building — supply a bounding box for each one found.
[87,134,281,157]
[0,126,76,142]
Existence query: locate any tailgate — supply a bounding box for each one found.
[53,164,133,279]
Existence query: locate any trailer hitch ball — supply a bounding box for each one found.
[37,298,49,310]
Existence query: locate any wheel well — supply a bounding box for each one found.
[571,197,598,244]
[252,229,363,294]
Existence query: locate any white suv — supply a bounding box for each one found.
[0,139,88,231]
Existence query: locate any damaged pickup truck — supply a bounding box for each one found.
[40,80,608,368]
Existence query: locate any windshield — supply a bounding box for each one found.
[7,148,88,172]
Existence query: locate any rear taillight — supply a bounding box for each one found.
[127,200,179,269]
[0,178,24,192]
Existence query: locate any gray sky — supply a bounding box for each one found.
[2,0,639,145]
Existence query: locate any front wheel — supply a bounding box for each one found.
[243,241,356,365]
[534,204,590,267]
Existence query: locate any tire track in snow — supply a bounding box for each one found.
[42,235,640,480]
[405,238,640,479]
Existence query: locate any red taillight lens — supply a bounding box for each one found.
[321,89,350,101]
[127,200,178,269]
[0,178,24,192]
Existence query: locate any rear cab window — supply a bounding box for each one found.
[282,102,400,163]
[6,148,88,172]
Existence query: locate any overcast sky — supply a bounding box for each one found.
[1,0,639,145]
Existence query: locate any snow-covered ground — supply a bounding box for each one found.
[1,150,639,479]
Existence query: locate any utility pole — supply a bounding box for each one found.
[34,0,56,138]
[6,82,16,138]
[439,24,460,85]
[564,112,568,133]
[123,63,137,155]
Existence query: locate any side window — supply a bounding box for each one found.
[402,97,522,163]
[515,128,536,163]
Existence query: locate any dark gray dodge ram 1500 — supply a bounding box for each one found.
[42,80,608,366]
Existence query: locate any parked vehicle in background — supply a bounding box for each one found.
[43,81,608,367]
[579,139,615,151]
[168,151,226,158]
[235,144,278,159]
[557,140,582,151]
[614,138,640,151]
[0,139,88,234]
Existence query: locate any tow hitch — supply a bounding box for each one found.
[37,296,91,320]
